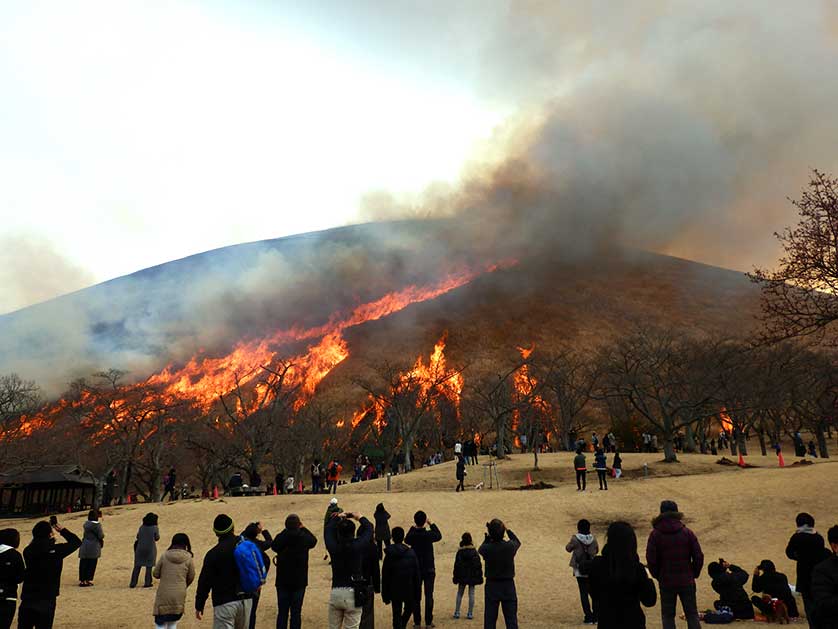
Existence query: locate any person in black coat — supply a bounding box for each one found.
[786,512,831,623]
[272,514,317,629]
[243,522,273,629]
[751,560,799,618]
[452,532,483,620]
[585,521,657,629]
[811,525,838,629]
[707,560,754,619]
[0,528,24,629]
[404,511,441,628]
[359,529,381,629]
[455,455,466,492]
[479,519,521,629]
[374,504,391,559]
[18,519,81,629]
[324,511,374,628]
[382,527,421,629]
[195,514,252,626]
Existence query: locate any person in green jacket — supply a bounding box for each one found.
[574,450,587,492]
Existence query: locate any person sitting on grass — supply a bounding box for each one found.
[750,559,798,619]
[707,560,754,620]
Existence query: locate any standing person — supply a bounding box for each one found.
[243,523,273,629]
[707,560,754,620]
[162,468,177,502]
[374,504,391,559]
[405,511,442,629]
[327,460,343,494]
[78,510,104,587]
[152,533,195,629]
[324,511,373,629]
[594,449,608,491]
[18,519,81,629]
[272,514,318,629]
[381,528,420,629]
[479,519,520,629]
[612,450,622,479]
[455,456,466,493]
[585,521,657,629]
[452,532,483,620]
[811,524,838,628]
[786,512,830,625]
[195,514,252,628]
[751,560,799,619]
[0,529,24,629]
[574,449,587,492]
[311,461,323,495]
[566,519,599,625]
[131,513,160,588]
[645,500,704,629]
[359,527,380,629]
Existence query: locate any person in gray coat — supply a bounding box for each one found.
[130,513,160,588]
[78,510,104,586]
[566,519,599,624]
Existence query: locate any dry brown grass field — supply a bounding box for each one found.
[2,452,836,628]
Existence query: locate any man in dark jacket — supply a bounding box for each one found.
[645,500,703,629]
[455,456,466,493]
[195,514,252,628]
[382,527,420,629]
[324,511,373,628]
[810,524,838,629]
[707,561,754,619]
[243,522,273,629]
[0,528,25,629]
[405,511,441,628]
[574,449,587,491]
[18,520,81,629]
[479,519,521,629]
[272,514,317,629]
[359,529,381,629]
[751,559,799,618]
[786,512,830,626]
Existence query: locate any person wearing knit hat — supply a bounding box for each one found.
[646,500,704,629]
[195,514,252,628]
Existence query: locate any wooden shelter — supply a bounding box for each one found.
[0,465,97,515]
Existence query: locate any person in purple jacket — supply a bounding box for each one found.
[645,500,704,629]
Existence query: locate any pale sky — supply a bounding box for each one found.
[0,1,511,313]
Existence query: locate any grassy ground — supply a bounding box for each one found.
[1,451,834,628]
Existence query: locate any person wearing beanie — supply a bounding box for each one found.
[811,525,838,628]
[195,514,252,628]
[152,533,195,629]
[785,512,830,624]
[405,511,442,628]
[707,560,754,619]
[325,498,344,527]
[18,518,81,629]
[566,519,599,624]
[131,513,160,588]
[0,528,24,629]
[479,519,521,629]
[272,514,318,629]
[645,500,703,629]
[242,523,272,629]
[452,532,483,620]
[751,559,799,618]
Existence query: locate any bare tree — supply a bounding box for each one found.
[537,348,599,451]
[0,373,42,468]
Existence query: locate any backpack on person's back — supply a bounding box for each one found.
[234,536,267,593]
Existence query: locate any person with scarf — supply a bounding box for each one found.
[566,519,599,624]
[786,512,831,626]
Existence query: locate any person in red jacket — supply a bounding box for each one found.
[645,500,703,629]
[326,460,343,494]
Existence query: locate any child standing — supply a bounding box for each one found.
[453,532,483,620]
[566,519,599,625]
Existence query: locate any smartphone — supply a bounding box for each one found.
[49,515,58,526]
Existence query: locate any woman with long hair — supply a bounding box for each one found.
[130,512,160,588]
[152,533,195,629]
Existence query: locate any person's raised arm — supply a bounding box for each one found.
[729,565,748,585]
[54,527,81,559]
[270,532,286,555]
[506,529,521,553]
[429,522,442,543]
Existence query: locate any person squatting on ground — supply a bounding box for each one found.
[152,533,195,629]
[271,514,317,629]
[374,504,391,560]
[195,514,253,629]
[452,532,483,620]
[382,527,421,629]
[574,449,587,491]
[405,510,442,628]
[131,512,160,588]
[479,519,520,629]
[751,559,798,619]
[645,500,704,629]
[18,519,81,629]
[786,512,831,626]
[324,510,373,629]
[566,519,599,625]
[77,510,103,587]
[584,521,657,629]
[707,560,754,620]
[811,524,838,628]
[0,529,24,629]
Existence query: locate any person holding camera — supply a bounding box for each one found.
[405,511,442,629]
[479,519,521,629]
[707,559,754,620]
[324,510,373,629]
[272,514,318,629]
[751,560,798,619]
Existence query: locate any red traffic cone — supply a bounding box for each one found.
[298,480,303,493]
[526,472,533,486]
[127,494,132,504]
[212,486,219,499]
[66,506,71,513]
[737,452,745,467]
[272,484,278,496]
[778,452,786,468]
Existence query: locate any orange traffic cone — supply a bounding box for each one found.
[298,480,304,493]
[778,452,786,467]
[738,452,745,467]
[272,484,278,496]
[212,486,219,499]
[127,494,132,504]
[526,472,533,486]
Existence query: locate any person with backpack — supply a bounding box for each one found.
[312,460,323,494]
[78,509,104,587]
[324,511,373,629]
[242,523,272,629]
[195,514,254,628]
[382,527,421,629]
[585,521,657,628]
[152,533,195,629]
[0,528,24,629]
[131,512,160,588]
[574,449,587,491]
[18,518,81,629]
[374,504,391,559]
[645,500,703,629]
[452,532,483,620]
[786,512,831,626]
[272,514,318,629]
[479,519,521,629]
[594,449,608,491]
[751,559,799,618]
[327,460,343,494]
[707,560,754,620]
[405,511,442,629]
[811,524,838,629]
[566,519,599,625]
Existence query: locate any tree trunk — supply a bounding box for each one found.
[684,425,697,453]
[729,437,738,456]
[756,428,767,456]
[496,418,506,459]
[663,437,678,462]
[816,425,830,458]
[737,432,748,456]
[532,431,541,471]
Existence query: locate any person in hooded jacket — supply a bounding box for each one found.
[374,504,391,559]
[0,529,24,629]
[566,519,599,625]
[786,512,831,625]
[751,559,799,618]
[707,560,754,619]
[272,514,317,629]
[811,524,838,629]
[131,512,160,588]
[152,533,195,629]
[77,510,103,587]
[585,521,657,629]
[18,519,81,629]
[324,511,373,629]
[645,500,703,629]
[242,523,273,629]
[452,532,483,620]
[594,449,608,490]
[381,527,420,629]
